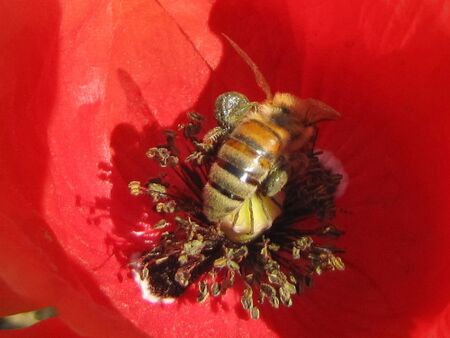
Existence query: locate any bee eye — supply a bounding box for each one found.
[270,108,291,127]
[281,107,290,114]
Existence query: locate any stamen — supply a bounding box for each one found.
[129,111,344,319]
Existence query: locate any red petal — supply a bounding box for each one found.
[1,0,449,337]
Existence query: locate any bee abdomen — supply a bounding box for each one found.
[203,180,244,222]
[203,159,259,221]
[218,139,270,180]
[215,157,260,187]
[203,118,286,222]
[209,164,256,198]
[233,118,283,156]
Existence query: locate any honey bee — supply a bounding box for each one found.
[202,35,340,243]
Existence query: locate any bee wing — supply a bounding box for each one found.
[303,98,341,125]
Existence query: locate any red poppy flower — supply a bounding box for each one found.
[1,0,450,337]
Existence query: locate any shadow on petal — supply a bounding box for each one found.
[52,0,450,337]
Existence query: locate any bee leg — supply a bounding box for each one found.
[186,126,229,164]
[198,126,229,153]
[260,158,290,197]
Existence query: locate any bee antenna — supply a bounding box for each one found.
[222,34,273,100]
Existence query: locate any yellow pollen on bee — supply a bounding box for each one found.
[220,191,285,243]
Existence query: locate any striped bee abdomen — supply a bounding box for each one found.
[203,117,287,222]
